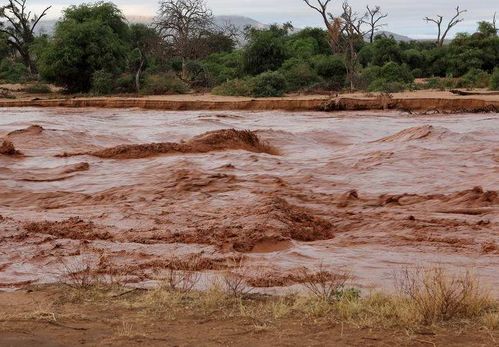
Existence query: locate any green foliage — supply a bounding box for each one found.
[184,60,213,88]
[212,78,253,97]
[115,73,136,93]
[203,51,243,85]
[361,62,413,92]
[212,71,287,97]
[0,59,29,83]
[141,74,189,95]
[423,77,458,91]
[360,36,402,67]
[22,83,52,94]
[458,68,490,89]
[243,25,289,75]
[286,37,319,59]
[379,62,414,83]
[280,58,319,91]
[251,71,287,97]
[37,2,129,92]
[491,68,499,90]
[309,55,346,90]
[0,33,10,60]
[91,70,115,95]
[368,80,406,93]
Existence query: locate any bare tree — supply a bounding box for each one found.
[303,0,343,53]
[364,5,388,43]
[0,0,50,74]
[154,0,214,80]
[340,2,366,91]
[424,6,467,47]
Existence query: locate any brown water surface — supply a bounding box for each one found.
[0,108,497,293]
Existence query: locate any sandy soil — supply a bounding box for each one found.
[0,286,496,346]
[0,108,497,294]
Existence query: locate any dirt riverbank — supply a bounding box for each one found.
[0,90,498,112]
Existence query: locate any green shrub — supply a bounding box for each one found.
[491,68,499,91]
[458,68,490,89]
[141,74,189,95]
[280,58,319,91]
[368,79,406,93]
[212,71,287,98]
[212,78,253,96]
[91,70,115,95]
[251,71,287,97]
[23,83,52,94]
[423,77,457,91]
[185,61,213,88]
[379,62,413,84]
[0,59,29,83]
[115,73,136,93]
[310,55,346,90]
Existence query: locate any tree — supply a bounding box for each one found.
[424,6,467,47]
[242,24,290,75]
[364,5,388,43]
[303,0,365,90]
[154,0,215,79]
[303,0,342,53]
[38,2,129,92]
[129,23,163,92]
[340,2,365,90]
[0,0,50,73]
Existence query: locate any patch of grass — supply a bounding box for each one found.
[23,83,52,94]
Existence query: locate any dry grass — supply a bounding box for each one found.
[46,263,497,333]
[300,265,352,302]
[395,266,494,325]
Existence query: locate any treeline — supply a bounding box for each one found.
[1,0,498,96]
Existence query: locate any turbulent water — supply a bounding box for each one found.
[0,108,498,293]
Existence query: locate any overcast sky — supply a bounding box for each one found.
[31,0,498,39]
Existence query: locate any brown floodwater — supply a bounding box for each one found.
[0,108,498,293]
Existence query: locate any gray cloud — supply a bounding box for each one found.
[30,0,498,38]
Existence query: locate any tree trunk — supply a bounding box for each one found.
[181,57,188,81]
[135,50,144,93]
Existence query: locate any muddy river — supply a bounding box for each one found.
[0,108,498,293]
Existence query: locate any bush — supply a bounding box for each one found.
[212,78,253,97]
[251,71,287,97]
[141,74,189,95]
[491,68,499,91]
[185,61,213,88]
[423,77,458,91]
[115,73,136,93]
[368,79,406,93]
[458,68,490,89]
[280,58,319,91]
[379,62,413,84]
[396,267,493,324]
[212,71,287,98]
[91,70,115,95]
[0,59,29,83]
[23,83,52,94]
[310,55,346,90]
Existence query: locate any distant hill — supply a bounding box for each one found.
[35,15,267,36]
[370,31,414,42]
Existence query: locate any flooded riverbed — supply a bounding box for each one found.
[0,108,498,293]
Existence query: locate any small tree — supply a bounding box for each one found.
[38,2,129,92]
[129,23,163,92]
[154,0,215,80]
[424,6,467,47]
[0,0,51,74]
[364,5,388,43]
